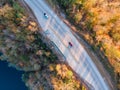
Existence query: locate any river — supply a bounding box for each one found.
[0,60,28,90]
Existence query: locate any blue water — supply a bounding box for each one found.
[0,61,28,90]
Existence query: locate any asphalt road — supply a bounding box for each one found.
[24,0,111,90]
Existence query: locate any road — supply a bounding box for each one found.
[24,0,111,90]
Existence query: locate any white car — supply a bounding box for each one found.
[44,13,49,19]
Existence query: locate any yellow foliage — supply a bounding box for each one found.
[45,51,51,57]
[27,35,35,42]
[74,12,82,23]
[36,50,43,55]
[20,16,27,22]
[27,25,38,32]
[49,64,55,71]
[56,64,74,79]
[0,4,13,16]
[29,21,37,27]
[105,45,120,59]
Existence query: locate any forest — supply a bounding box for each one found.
[0,0,86,90]
[55,0,120,89]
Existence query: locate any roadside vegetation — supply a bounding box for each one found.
[53,0,120,89]
[0,0,86,90]
[22,63,86,90]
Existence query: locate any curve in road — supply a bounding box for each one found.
[24,0,111,90]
